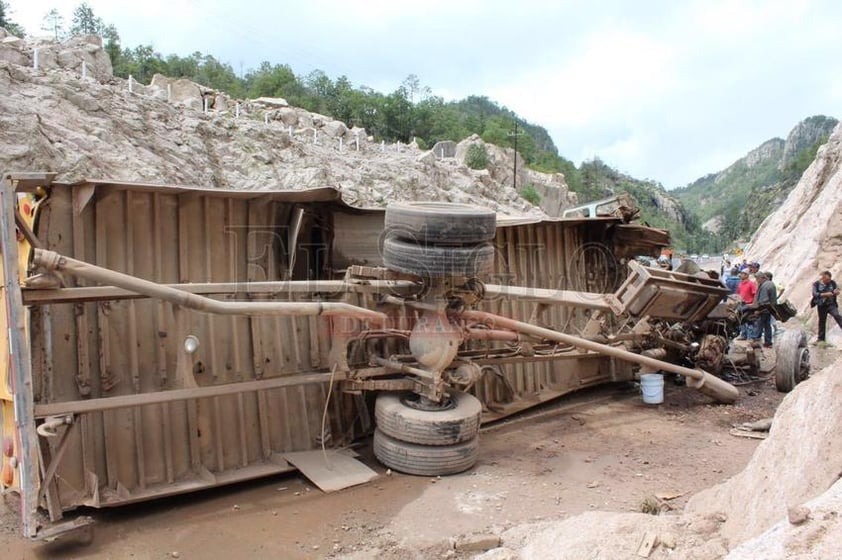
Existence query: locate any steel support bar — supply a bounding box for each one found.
[22,279,420,305]
[34,372,336,417]
[32,249,387,323]
[460,310,739,403]
[483,284,614,311]
[372,356,435,380]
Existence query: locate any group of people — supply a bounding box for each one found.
[723,262,779,348]
[722,262,842,345]
[652,255,842,345]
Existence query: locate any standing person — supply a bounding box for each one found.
[812,270,842,344]
[753,271,778,348]
[736,271,758,340]
[725,266,741,294]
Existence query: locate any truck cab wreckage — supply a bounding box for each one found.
[0,173,807,538]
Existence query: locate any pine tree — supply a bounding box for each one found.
[70,2,104,36]
[41,8,64,40]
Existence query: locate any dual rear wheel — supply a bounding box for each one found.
[374,202,491,475]
[373,391,482,476]
[382,202,496,278]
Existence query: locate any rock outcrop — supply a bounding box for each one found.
[745,122,842,321]
[0,35,571,216]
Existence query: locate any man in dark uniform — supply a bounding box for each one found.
[812,270,842,344]
[753,271,777,348]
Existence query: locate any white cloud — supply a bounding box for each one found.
[488,28,676,128]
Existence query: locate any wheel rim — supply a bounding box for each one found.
[400,393,456,412]
[798,348,810,381]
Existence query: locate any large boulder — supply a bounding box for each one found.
[309,112,332,128]
[416,150,437,166]
[432,140,457,158]
[297,112,314,130]
[57,35,113,81]
[0,36,27,66]
[149,74,203,109]
[212,93,230,112]
[322,120,347,138]
[344,126,368,146]
[277,107,299,127]
[684,358,842,545]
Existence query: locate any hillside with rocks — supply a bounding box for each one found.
[674,115,838,242]
[0,31,576,215]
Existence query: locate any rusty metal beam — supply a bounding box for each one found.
[34,372,337,417]
[460,309,740,403]
[32,249,387,323]
[22,279,420,305]
[483,284,614,311]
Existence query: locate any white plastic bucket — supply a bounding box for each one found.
[640,373,664,404]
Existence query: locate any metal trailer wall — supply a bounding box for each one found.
[29,184,366,516]
[23,181,632,517]
[475,220,632,419]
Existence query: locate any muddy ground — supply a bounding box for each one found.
[2,343,838,559]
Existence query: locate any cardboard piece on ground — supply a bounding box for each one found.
[636,531,656,558]
[284,449,377,493]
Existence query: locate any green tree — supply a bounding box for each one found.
[102,24,120,65]
[0,1,24,36]
[41,8,64,40]
[70,2,103,36]
[520,185,542,206]
[244,62,306,104]
[381,86,412,142]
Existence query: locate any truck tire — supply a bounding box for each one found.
[385,202,497,244]
[775,329,810,392]
[383,236,494,278]
[373,429,479,476]
[375,391,482,446]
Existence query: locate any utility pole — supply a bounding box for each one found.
[508,120,524,190]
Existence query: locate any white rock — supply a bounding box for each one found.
[252,96,288,107]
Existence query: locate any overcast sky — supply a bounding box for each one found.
[8,0,842,188]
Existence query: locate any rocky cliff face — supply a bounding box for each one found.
[741,138,785,170]
[0,34,576,216]
[675,116,838,241]
[745,122,842,322]
[780,115,838,169]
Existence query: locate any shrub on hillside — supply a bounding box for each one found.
[465,144,489,170]
[520,184,541,206]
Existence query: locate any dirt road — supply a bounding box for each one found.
[3,344,837,559]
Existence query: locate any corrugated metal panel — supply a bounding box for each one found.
[32,186,361,511]
[475,221,633,418]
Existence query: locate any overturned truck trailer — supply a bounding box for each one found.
[0,173,739,538]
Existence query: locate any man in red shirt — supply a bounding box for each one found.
[736,271,757,340]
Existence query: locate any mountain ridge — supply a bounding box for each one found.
[674,115,838,241]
